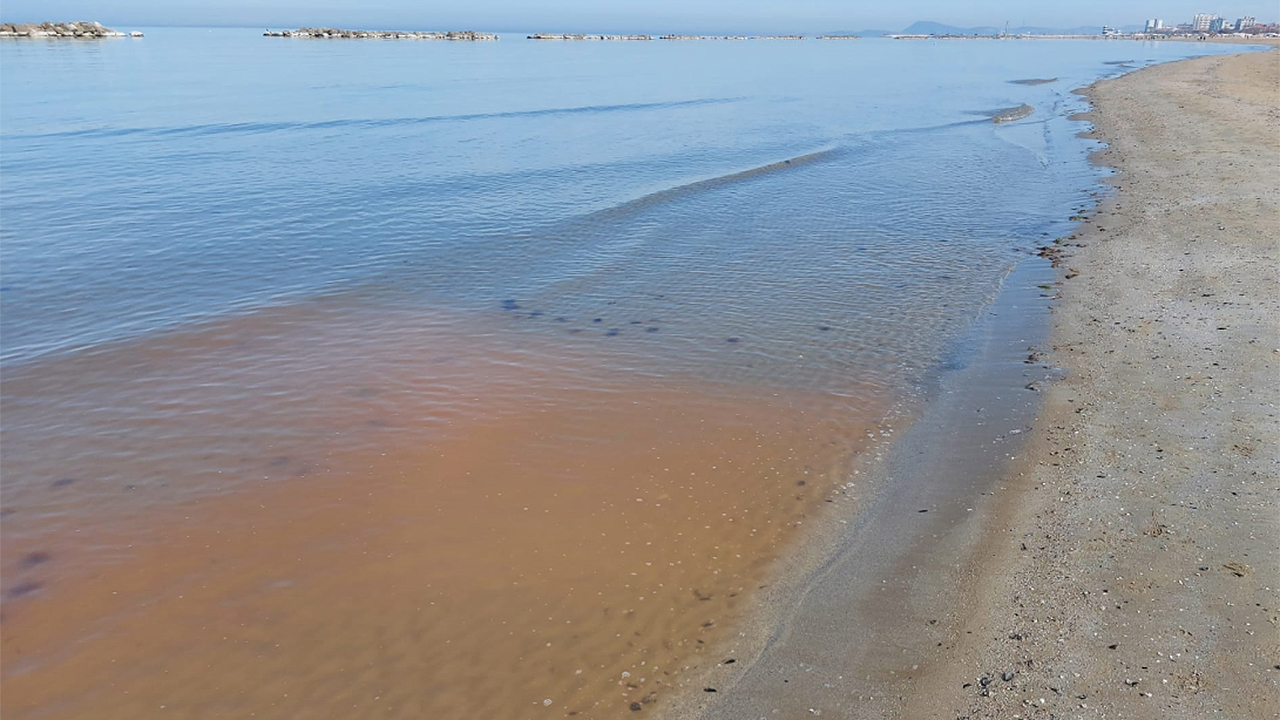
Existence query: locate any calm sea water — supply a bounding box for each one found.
[1,32,1249,364]
[3,29,1265,720]
[1,29,1256,526]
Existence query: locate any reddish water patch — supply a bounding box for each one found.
[1,305,885,719]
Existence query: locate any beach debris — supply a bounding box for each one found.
[1223,562,1250,577]
[703,687,717,692]
[722,658,736,664]
[1002,671,1015,681]
[630,702,643,711]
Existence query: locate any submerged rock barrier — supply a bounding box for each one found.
[0,22,134,38]
[527,33,653,40]
[991,104,1035,123]
[658,34,748,40]
[264,28,498,40]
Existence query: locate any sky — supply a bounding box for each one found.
[3,1,1276,33]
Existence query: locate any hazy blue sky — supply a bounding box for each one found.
[3,1,1276,33]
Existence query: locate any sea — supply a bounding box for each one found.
[0,28,1258,720]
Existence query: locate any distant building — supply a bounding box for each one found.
[1236,16,1255,31]
[1145,19,1165,32]
[1102,25,1122,36]
[1209,17,1226,32]
[1192,14,1219,32]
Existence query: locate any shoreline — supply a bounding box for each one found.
[667,44,1278,720]
[907,46,1279,718]
[670,257,1060,719]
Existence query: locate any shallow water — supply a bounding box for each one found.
[0,30,1257,719]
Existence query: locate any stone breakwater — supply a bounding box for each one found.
[0,22,140,38]
[264,28,498,40]
[527,33,653,40]
[529,33,810,41]
[658,35,749,40]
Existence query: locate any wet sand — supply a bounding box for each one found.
[907,47,1280,719]
[670,46,1278,720]
[670,256,1059,719]
[1,306,890,719]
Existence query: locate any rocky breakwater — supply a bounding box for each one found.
[0,22,139,38]
[527,33,653,40]
[658,34,748,40]
[263,28,498,40]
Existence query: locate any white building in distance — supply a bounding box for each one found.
[1192,13,1219,32]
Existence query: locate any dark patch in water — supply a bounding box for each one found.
[7,581,42,598]
[21,552,51,568]
[501,299,520,311]
[51,478,78,489]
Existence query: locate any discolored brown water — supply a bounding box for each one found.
[0,304,887,719]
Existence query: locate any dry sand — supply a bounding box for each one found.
[907,48,1280,719]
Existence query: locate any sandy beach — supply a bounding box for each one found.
[676,45,1278,720]
[909,47,1280,719]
